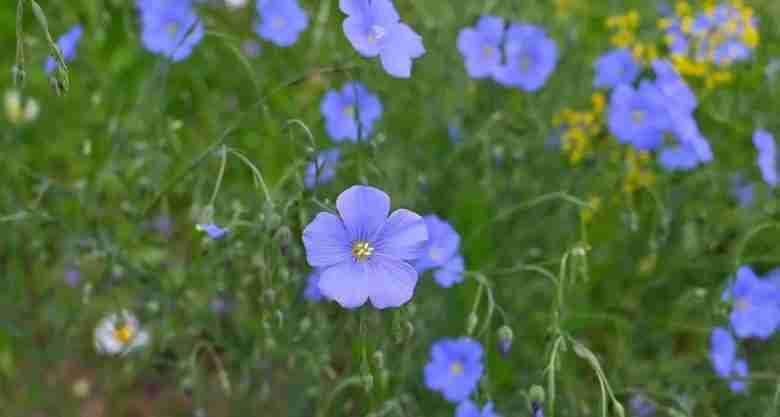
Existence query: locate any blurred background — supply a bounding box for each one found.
[2,0,780,416]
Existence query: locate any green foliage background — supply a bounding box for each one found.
[1,0,779,416]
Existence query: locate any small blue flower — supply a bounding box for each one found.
[729,359,749,393]
[302,185,428,309]
[304,270,324,302]
[456,400,503,417]
[305,149,341,189]
[593,49,640,89]
[415,215,465,287]
[255,0,308,47]
[320,82,383,142]
[753,130,778,187]
[423,337,484,403]
[434,255,465,288]
[456,16,505,80]
[658,145,700,172]
[45,25,84,74]
[629,394,657,417]
[607,81,672,150]
[494,24,558,92]
[724,266,780,339]
[197,223,230,240]
[339,0,425,78]
[64,267,81,287]
[731,173,755,208]
[709,327,736,378]
[137,0,204,62]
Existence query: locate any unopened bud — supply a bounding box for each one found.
[371,351,385,369]
[529,385,545,404]
[11,65,25,87]
[613,401,625,417]
[466,313,478,335]
[362,373,374,393]
[497,325,513,357]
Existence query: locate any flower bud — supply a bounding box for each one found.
[466,313,478,335]
[529,385,545,404]
[371,351,385,369]
[497,325,513,357]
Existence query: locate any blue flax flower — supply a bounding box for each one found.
[607,81,672,150]
[302,185,428,309]
[196,223,230,239]
[303,270,324,302]
[456,16,505,80]
[494,24,558,92]
[731,173,755,208]
[339,0,425,78]
[305,149,341,189]
[593,48,640,89]
[652,60,697,113]
[45,25,84,74]
[709,327,748,393]
[753,130,778,187]
[416,215,464,287]
[724,266,780,339]
[255,0,308,47]
[320,82,382,142]
[423,337,484,402]
[137,0,204,62]
[456,400,503,417]
[629,394,657,417]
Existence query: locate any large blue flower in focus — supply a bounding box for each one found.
[302,186,428,309]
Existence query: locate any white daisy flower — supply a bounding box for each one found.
[94,310,150,355]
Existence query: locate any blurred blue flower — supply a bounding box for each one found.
[729,359,749,393]
[320,82,383,142]
[304,270,324,302]
[494,24,558,92]
[416,216,459,269]
[709,327,735,379]
[45,25,84,74]
[197,223,230,239]
[241,39,262,57]
[658,145,700,172]
[255,0,308,47]
[339,0,425,78]
[753,130,778,187]
[532,402,544,417]
[593,49,640,89]
[137,0,204,62]
[423,337,484,402]
[456,16,505,80]
[64,267,81,287]
[724,266,780,339]
[434,255,465,288]
[456,400,502,417]
[302,185,428,309]
[607,81,671,150]
[305,149,341,189]
[731,173,755,208]
[629,394,656,417]
[652,60,697,114]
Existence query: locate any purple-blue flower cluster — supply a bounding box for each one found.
[136,0,204,62]
[321,82,383,142]
[457,18,558,92]
[46,25,84,74]
[255,0,309,47]
[339,0,425,78]
[606,59,713,171]
[302,185,428,309]
[709,327,749,393]
[416,215,465,288]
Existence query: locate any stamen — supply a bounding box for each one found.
[352,241,374,261]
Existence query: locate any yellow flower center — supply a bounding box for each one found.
[272,17,286,29]
[165,22,179,36]
[482,45,495,58]
[519,55,533,72]
[449,361,464,376]
[368,25,386,43]
[735,297,750,310]
[113,324,134,344]
[632,110,645,124]
[351,241,374,261]
[343,105,356,118]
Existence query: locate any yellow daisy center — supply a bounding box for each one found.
[113,324,134,344]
